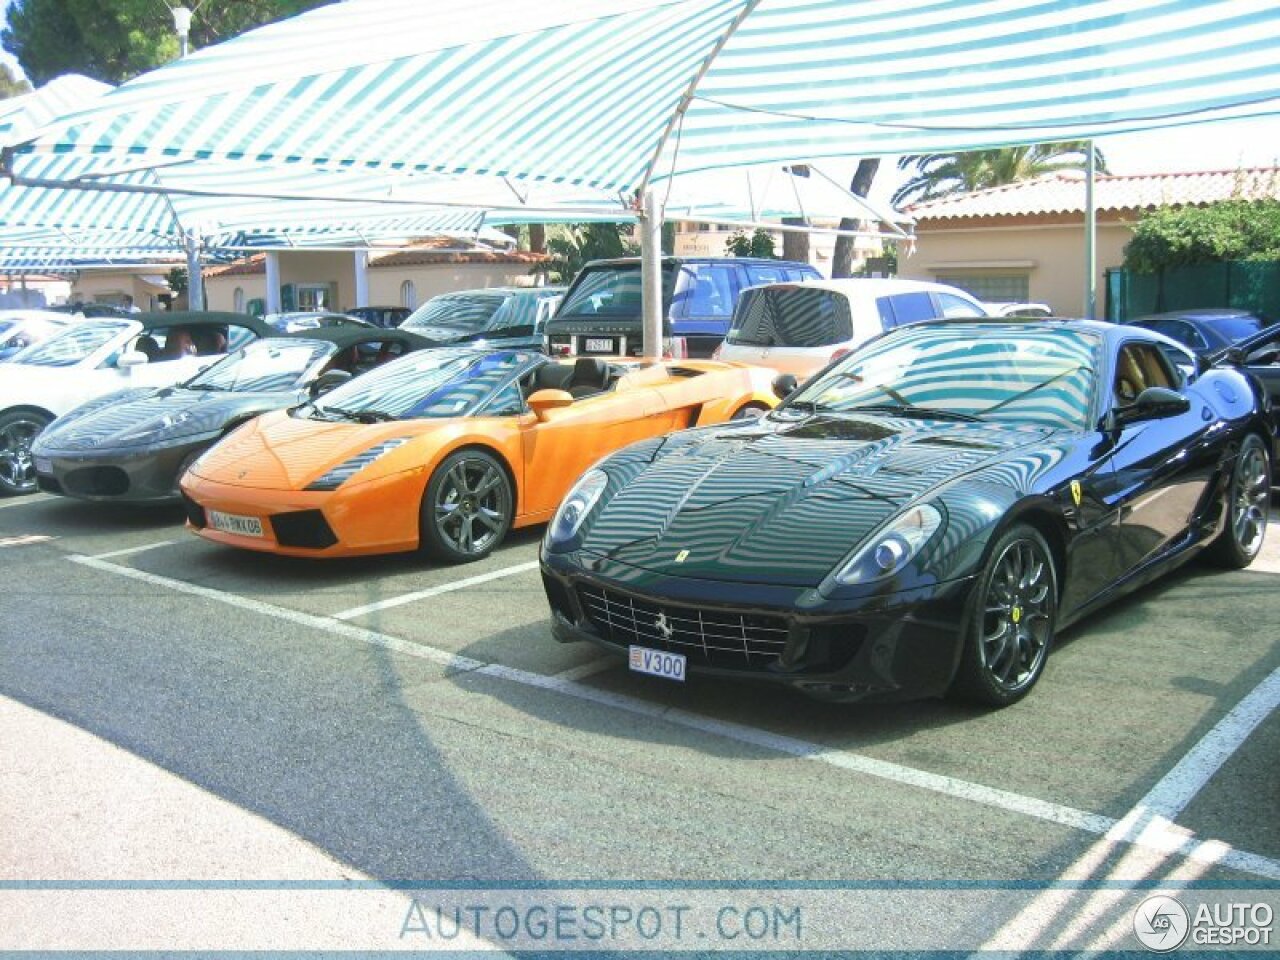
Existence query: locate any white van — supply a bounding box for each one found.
[714,278,988,376]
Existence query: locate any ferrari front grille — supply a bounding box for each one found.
[576,584,788,669]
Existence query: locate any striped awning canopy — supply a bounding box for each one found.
[6,0,1279,206]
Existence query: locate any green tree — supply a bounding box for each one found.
[1124,197,1280,273]
[724,228,775,259]
[536,223,636,284]
[891,142,1108,208]
[3,0,333,85]
[0,62,30,98]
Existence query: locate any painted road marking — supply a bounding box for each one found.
[69,553,1280,881]
[331,560,539,620]
[0,534,55,548]
[87,540,177,560]
[0,494,54,510]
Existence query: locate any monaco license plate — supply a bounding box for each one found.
[208,510,265,538]
[34,457,52,475]
[583,337,616,354]
[629,645,686,682]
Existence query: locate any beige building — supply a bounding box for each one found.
[898,167,1280,317]
[673,221,885,277]
[68,266,176,311]
[205,242,549,315]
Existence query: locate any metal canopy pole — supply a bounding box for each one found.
[185,228,204,310]
[639,189,664,359]
[353,249,370,307]
[1084,141,1097,320]
[265,251,282,313]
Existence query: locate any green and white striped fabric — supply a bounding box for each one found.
[9,0,1279,200]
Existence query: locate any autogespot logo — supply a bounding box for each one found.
[1134,895,1190,952]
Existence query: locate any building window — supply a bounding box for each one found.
[233,287,245,313]
[400,280,417,309]
[935,274,1029,303]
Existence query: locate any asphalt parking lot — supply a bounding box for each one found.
[2,493,1277,951]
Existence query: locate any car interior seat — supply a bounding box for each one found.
[1115,351,1145,404]
[568,357,610,398]
[134,335,161,361]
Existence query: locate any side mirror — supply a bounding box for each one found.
[1115,386,1190,427]
[309,369,352,397]
[527,388,574,421]
[116,350,148,368]
[772,373,798,400]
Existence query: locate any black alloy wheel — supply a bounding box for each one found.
[420,449,514,563]
[951,524,1057,707]
[0,410,51,496]
[1207,433,1270,569]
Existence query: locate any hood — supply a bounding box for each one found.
[36,386,298,453]
[583,413,1052,586]
[187,409,418,490]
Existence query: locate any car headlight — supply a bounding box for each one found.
[305,438,409,491]
[833,503,944,585]
[545,469,608,548]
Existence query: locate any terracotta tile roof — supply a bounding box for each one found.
[907,167,1280,221]
[203,241,548,278]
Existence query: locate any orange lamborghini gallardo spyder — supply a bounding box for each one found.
[179,348,777,562]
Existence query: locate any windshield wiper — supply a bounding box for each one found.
[779,399,826,415]
[845,403,985,423]
[314,405,397,424]
[975,366,1093,416]
[186,383,226,392]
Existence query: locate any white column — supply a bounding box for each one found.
[265,251,282,314]
[353,249,369,308]
[639,189,664,359]
[185,229,204,311]
[1084,142,1097,320]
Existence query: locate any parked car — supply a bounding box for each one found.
[541,319,1269,707]
[179,348,777,562]
[345,305,411,328]
[715,278,988,376]
[0,311,270,495]
[400,287,565,351]
[1127,308,1272,353]
[0,310,72,361]
[263,312,371,333]
[1205,321,1280,482]
[982,301,1053,318]
[545,257,821,359]
[32,327,433,504]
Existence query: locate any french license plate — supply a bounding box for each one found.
[583,337,615,354]
[629,645,686,682]
[34,457,52,475]
[208,510,265,538]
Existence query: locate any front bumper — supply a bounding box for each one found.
[34,433,219,504]
[179,468,425,558]
[540,551,976,702]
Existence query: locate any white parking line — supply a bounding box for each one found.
[67,552,1280,881]
[331,560,539,620]
[0,534,55,548]
[0,493,54,510]
[87,540,177,560]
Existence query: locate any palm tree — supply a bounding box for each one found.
[892,142,1108,207]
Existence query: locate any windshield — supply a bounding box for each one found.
[789,326,1100,430]
[401,294,508,333]
[309,349,533,420]
[726,286,851,347]
[185,339,332,393]
[1210,315,1266,342]
[9,320,130,367]
[556,266,646,319]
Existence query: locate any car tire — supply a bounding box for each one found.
[950,523,1058,708]
[731,401,770,420]
[1205,433,1270,569]
[0,409,52,496]
[419,449,514,563]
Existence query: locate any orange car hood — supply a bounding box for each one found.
[190,410,420,490]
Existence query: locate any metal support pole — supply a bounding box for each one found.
[265,251,282,314]
[353,249,370,308]
[1084,141,1097,320]
[185,229,204,311]
[639,189,664,359]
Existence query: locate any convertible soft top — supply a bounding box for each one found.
[133,310,274,337]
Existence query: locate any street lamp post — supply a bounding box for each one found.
[171,6,193,58]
